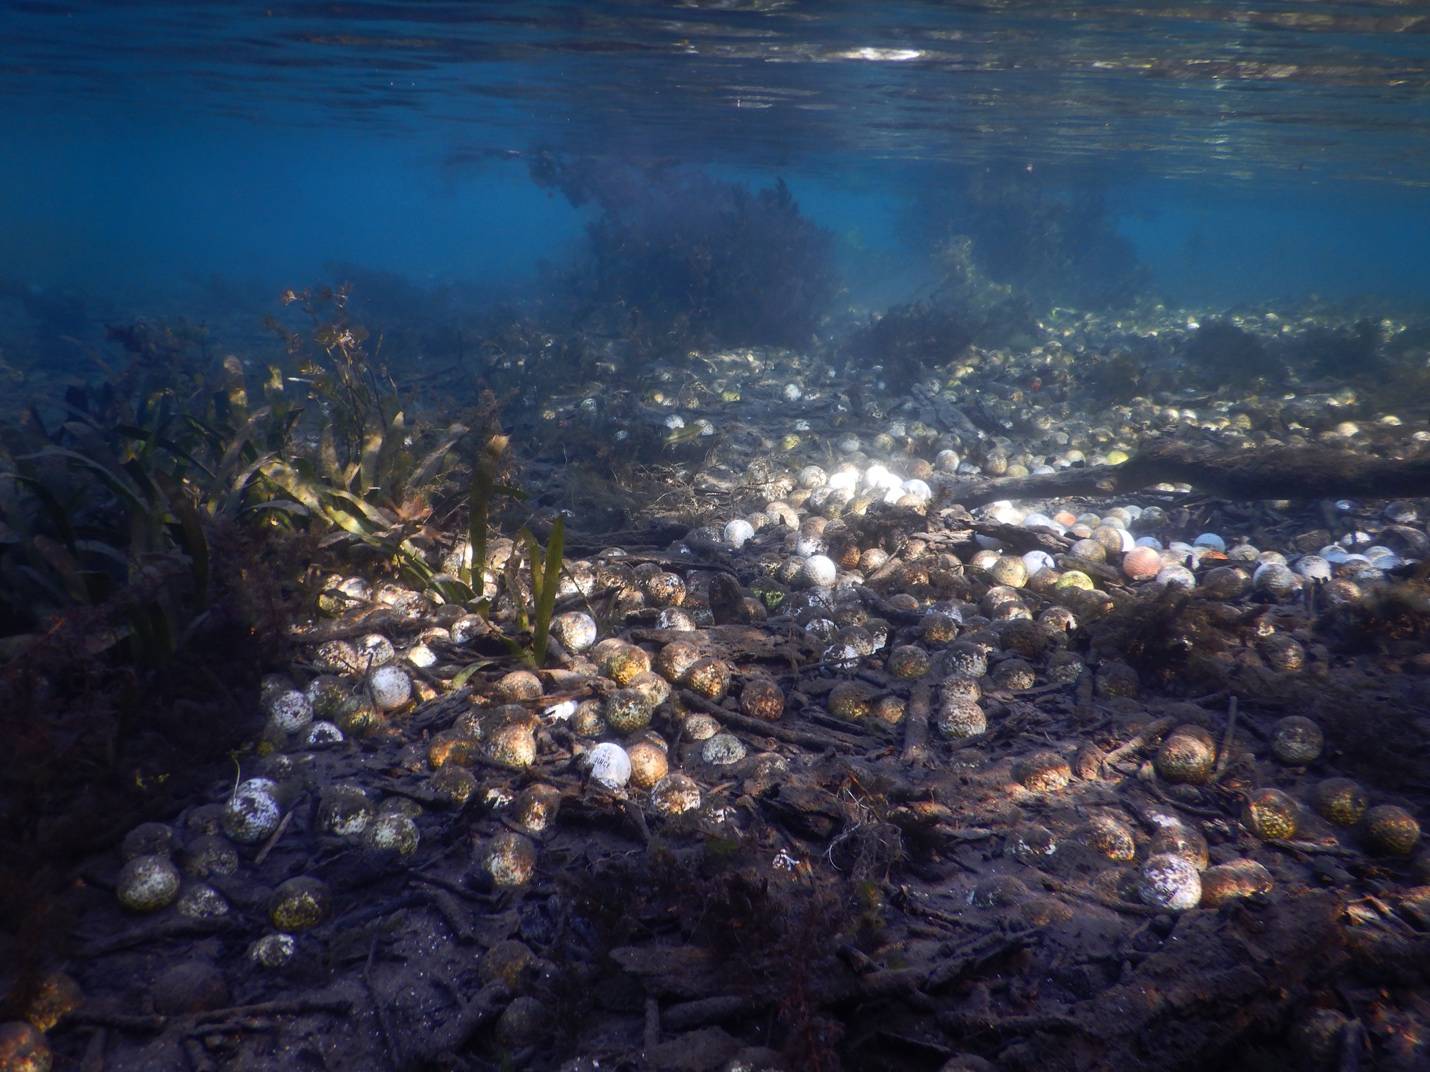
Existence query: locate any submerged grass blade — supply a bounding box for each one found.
[532,515,564,668]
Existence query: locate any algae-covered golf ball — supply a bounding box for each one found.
[586,742,632,789]
[990,657,1036,691]
[0,1021,52,1072]
[1084,814,1136,862]
[701,732,747,766]
[828,681,874,721]
[724,519,755,548]
[935,698,986,739]
[121,821,174,861]
[601,643,652,685]
[1270,716,1323,766]
[1016,751,1072,793]
[117,853,181,912]
[483,830,538,887]
[655,639,702,683]
[1200,860,1273,907]
[603,688,654,734]
[1244,788,1300,840]
[1253,562,1300,600]
[486,720,537,769]
[887,644,931,679]
[361,811,420,857]
[511,784,562,834]
[317,784,374,837]
[1155,725,1217,785]
[249,933,296,969]
[270,876,330,933]
[1138,852,1202,911]
[265,689,313,734]
[428,765,477,806]
[1365,804,1420,855]
[181,835,238,879]
[22,971,81,1033]
[175,883,230,920]
[682,657,732,701]
[1150,822,1210,870]
[303,720,344,748]
[223,778,283,844]
[1312,777,1367,827]
[987,555,1028,588]
[740,677,784,721]
[650,772,702,816]
[369,665,412,711]
[627,739,669,790]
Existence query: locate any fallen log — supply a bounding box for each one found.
[947,439,1430,508]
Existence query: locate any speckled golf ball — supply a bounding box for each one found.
[249,933,296,969]
[1138,852,1202,911]
[800,554,837,588]
[116,854,181,912]
[264,689,313,734]
[223,778,283,844]
[175,883,230,920]
[368,665,412,711]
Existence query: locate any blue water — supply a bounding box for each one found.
[2,1,1428,319]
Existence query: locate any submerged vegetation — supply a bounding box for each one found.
[530,153,840,354]
[0,283,571,1020]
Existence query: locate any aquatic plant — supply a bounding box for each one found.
[529,153,839,352]
[845,300,973,394]
[1281,318,1382,381]
[907,168,1148,312]
[1181,319,1284,387]
[521,514,564,667]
